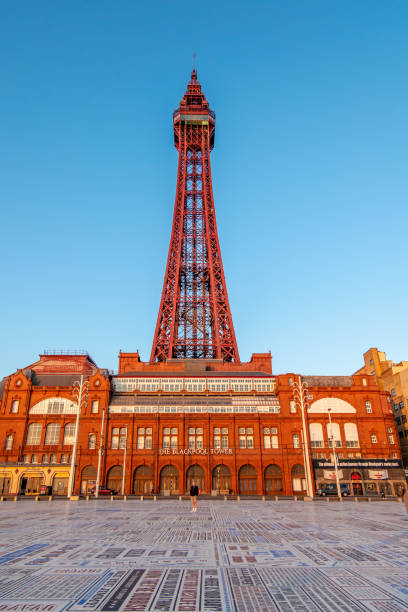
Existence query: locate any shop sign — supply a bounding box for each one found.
[323,470,343,480]
[313,459,402,469]
[159,448,233,456]
[368,470,388,480]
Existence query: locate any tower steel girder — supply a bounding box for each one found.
[150,70,239,363]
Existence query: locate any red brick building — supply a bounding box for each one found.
[0,350,405,498]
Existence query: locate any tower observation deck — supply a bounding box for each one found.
[150,70,240,363]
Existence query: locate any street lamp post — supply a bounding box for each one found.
[121,426,128,496]
[327,408,342,501]
[95,408,105,498]
[292,376,314,498]
[68,375,89,498]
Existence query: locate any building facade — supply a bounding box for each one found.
[355,347,408,466]
[0,351,405,498]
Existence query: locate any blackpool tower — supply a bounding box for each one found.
[150,70,240,363]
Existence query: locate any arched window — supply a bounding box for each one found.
[326,422,341,447]
[26,423,42,445]
[344,423,359,447]
[63,423,75,445]
[45,423,60,445]
[5,435,13,450]
[309,423,324,447]
[88,434,96,449]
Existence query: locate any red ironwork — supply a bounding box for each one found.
[150,70,240,363]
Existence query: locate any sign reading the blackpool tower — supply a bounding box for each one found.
[159,448,233,456]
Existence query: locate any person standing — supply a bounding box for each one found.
[190,480,199,512]
[403,488,408,515]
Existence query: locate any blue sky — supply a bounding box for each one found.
[1,1,407,378]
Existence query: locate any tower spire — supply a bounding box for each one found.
[150,72,239,363]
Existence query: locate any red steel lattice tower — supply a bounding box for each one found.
[150,70,240,363]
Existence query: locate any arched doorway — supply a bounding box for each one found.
[81,465,97,495]
[212,465,231,494]
[20,472,44,495]
[291,464,306,495]
[107,466,123,494]
[264,464,283,495]
[186,465,205,493]
[133,466,154,495]
[159,465,179,495]
[52,472,69,496]
[238,464,257,495]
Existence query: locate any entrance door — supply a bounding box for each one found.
[291,464,306,495]
[133,466,154,494]
[351,471,363,496]
[352,482,363,496]
[264,464,283,495]
[107,466,123,494]
[159,466,179,494]
[81,465,97,495]
[212,465,231,493]
[52,477,68,496]
[186,465,205,493]
[20,476,43,495]
[238,464,257,495]
[0,477,11,494]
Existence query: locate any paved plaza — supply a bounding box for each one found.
[0,499,408,611]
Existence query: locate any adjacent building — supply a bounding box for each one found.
[355,348,408,466]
